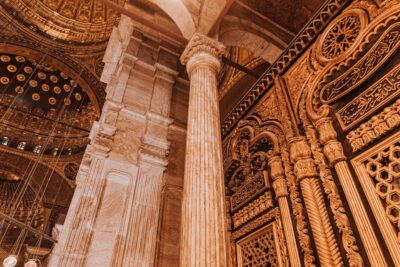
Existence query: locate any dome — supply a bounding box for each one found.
[2,0,125,44]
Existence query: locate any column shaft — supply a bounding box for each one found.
[180,33,227,267]
[316,118,387,266]
[277,197,301,267]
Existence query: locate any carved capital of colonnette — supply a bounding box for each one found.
[289,136,318,182]
[315,117,346,166]
[180,33,226,75]
[323,140,346,166]
[273,178,289,199]
[268,156,285,179]
[315,117,338,143]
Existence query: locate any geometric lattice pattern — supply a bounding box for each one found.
[364,141,400,239]
[239,225,278,267]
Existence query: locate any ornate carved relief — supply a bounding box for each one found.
[299,97,363,266]
[236,223,281,267]
[352,132,400,261]
[347,98,400,152]
[225,126,276,211]
[315,9,368,64]
[232,191,274,228]
[364,141,400,237]
[337,63,400,130]
[232,208,277,240]
[309,12,400,116]
[221,0,351,137]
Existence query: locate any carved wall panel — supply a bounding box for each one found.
[236,223,282,267]
[352,131,400,259]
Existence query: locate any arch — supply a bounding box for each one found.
[220,16,286,64]
[149,0,196,39]
[198,0,227,34]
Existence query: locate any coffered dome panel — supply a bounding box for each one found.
[2,0,125,43]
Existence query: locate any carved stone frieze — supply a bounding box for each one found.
[232,208,277,240]
[309,12,400,116]
[232,191,274,228]
[336,63,400,130]
[347,98,400,152]
[221,0,351,137]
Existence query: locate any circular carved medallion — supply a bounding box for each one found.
[322,15,361,59]
[64,163,79,180]
[315,10,368,64]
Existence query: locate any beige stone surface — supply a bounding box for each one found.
[180,33,228,267]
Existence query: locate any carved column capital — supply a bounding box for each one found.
[268,156,285,179]
[289,136,318,182]
[289,136,312,162]
[323,140,346,166]
[273,178,289,199]
[315,117,337,144]
[315,117,347,166]
[180,33,226,75]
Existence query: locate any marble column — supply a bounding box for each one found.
[289,137,342,267]
[179,33,228,267]
[268,156,301,267]
[315,117,387,266]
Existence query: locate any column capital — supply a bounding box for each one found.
[268,156,284,180]
[314,117,337,144]
[273,178,288,199]
[180,33,226,75]
[314,117,347,166]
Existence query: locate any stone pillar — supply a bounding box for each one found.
[179,33,228,267]
[315,117,387,266]
[48,23,180,267]
[268,156,301,267]
[289,137,342,267]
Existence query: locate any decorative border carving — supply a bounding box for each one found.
[232,208,277,241]
[337,63,400,130]
[346,98,400,152]
[232,191,273,228]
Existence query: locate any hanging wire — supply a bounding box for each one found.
[0,0,105,263]
[13,79,87,258]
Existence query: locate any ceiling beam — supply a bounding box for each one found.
[222,56,261,78]
[97,0,188,44]
[207,0,235,37]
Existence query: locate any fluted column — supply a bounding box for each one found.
[269,156,301,267]
[179,33,227,267]
[289,137,342,267]
[315,117,388,266]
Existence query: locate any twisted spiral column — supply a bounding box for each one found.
[179,33,228,267]
[289,137,342,267]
